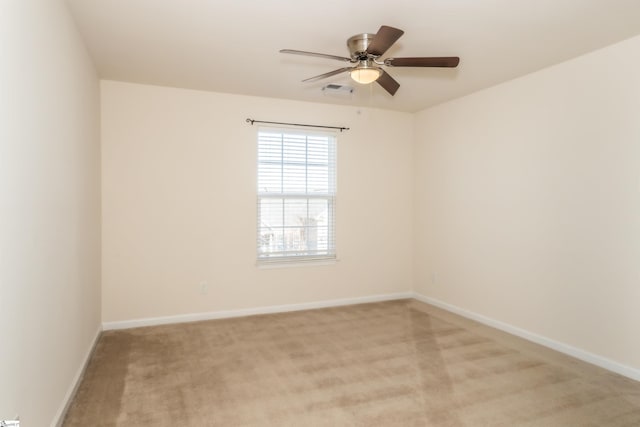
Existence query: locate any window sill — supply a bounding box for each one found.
[256,257,338,269]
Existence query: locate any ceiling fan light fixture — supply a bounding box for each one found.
[281,25,460,96]
[350,66,382,84]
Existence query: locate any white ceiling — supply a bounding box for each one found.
[66,0,640,112]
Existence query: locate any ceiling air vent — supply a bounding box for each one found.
[322,84,354,96]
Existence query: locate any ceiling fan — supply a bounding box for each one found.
[280,25,460,96]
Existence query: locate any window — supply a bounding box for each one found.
[257,127,336,263]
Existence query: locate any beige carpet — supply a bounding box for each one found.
[63,300,640,426]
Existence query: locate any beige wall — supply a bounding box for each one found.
[414,35,640,370]
[0,1,101,425]
[101,81,414,322]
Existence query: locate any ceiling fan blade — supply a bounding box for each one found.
[302,67,353,82]
[385,57,460,67]
[376,70,400,96]
[367,25,404,56]
[280,49,352,63]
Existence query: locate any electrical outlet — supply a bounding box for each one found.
[199,281,209,295]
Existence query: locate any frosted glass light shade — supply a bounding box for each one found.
[350,67,382,84]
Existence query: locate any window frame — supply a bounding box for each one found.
[256,126,337,265]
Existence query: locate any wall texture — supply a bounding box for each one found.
[101,81,414,323]
[0,1,101,425]
[414,35,640,371]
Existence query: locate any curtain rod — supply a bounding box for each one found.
[246,118,349,132]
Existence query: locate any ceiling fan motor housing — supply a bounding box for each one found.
[347,33,376,59]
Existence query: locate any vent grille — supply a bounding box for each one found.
[322,84,354,94]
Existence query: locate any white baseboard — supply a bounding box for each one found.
[100,291,639,382]
[52,325,102,427]
[102,292,414,331]
[413,293,640,382]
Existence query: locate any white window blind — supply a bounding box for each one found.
[257,127,336,263]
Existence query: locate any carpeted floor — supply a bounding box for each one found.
[63,300,640,426]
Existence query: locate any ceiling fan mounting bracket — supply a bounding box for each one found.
[346,33,377,60]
